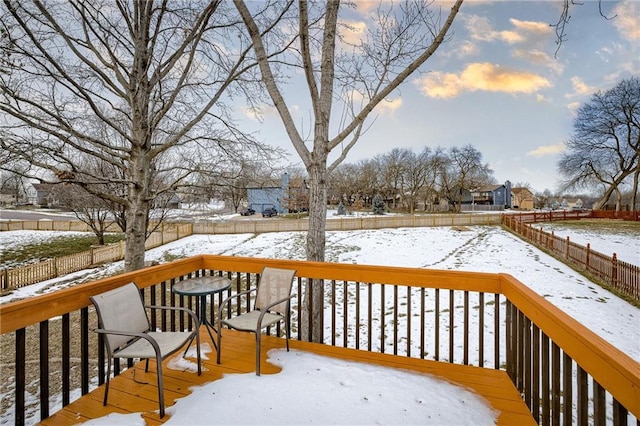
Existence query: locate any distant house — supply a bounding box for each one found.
[153,192,181,209]
[547,197,584,210]
[246,173,309,214]
[472,183,510,207]
[246,173,287,214]
[566,198,584,210]
[446,186,473,206]
[32,183,59,207]
[511,187,535,210]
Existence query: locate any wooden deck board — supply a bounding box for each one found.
[39,329,535,425]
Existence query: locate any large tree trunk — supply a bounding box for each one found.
[593,184,617,210]
[301,157,329,342]
[124,152,152,272]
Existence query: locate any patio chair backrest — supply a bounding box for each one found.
[254,267,296,314]
[90,283,150,352]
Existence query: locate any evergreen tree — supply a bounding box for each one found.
[337,201,346,215]
[372,194,386,215]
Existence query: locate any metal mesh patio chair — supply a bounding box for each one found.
[90,282,201,418]
[216,267,296,375]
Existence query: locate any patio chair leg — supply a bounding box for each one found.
[103,357,111,406]
[155,353,165,418]
[216,326,222,365]
[285,320,290,352]
[255,332,261,376]
[196,325,202,375]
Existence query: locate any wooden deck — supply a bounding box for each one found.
[39,329,535,425]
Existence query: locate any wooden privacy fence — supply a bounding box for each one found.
[1,224,192,290]
[0,220,122,232]
[192,212,503,234]
[503,215,639,301]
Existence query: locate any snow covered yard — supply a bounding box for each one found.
[2,223,638,361]
[1,220,639,425]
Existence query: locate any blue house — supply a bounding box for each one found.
[472,181,512,207]
[246,173,290,213]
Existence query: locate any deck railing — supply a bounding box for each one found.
[0,255,638,425]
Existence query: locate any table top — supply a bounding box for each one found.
[172,276,231,297]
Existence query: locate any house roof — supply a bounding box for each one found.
[477,184,503,192]
[512,187,533,195]
[32,183,54,192]
[246,176,282,189]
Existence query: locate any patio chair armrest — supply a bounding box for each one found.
[94,328,148,339]
[145,304,199,325]
[256,294,295,330]
[93,328,163,357]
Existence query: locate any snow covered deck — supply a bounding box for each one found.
[39,329,535,425]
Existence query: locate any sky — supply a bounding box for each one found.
[2,211,639,424]
[236,0,640,195]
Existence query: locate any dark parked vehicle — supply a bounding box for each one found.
[240,208,255,216]
[262,207,278,217]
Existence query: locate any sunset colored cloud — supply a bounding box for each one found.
[464,15,551,45]
[375,97,403,114]
[613,1,640,41]
[570,76,596,96]
[416,62,551,99]
[527,143,565,157]
[340,20,367,46]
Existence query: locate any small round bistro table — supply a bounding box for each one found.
[172,275,231,352]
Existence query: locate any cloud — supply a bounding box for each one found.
[512,49,564,74]
[463,15,551,45]
[347,89,401,115]
[340,20,367,46]
[375,97,403,114]
[353,0,381,14]
[570,76,595,96]
[416,62,551,99]
[509,18,552,37]
[464,15,522,43]
[613,1,640,41]
[527,143,565,157]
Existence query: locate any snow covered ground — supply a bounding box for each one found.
[2,220,638,360]
[531,221,639,265]
[1,215,638,425]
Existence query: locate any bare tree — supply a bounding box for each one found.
[399,148,433,213]
[0,0,282,271]
[378,148,409,210]
[234,0,462,341]
[440,145,494,212]
[0,165,30,205]
[558,77,639,211]
[50,183,114,245]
